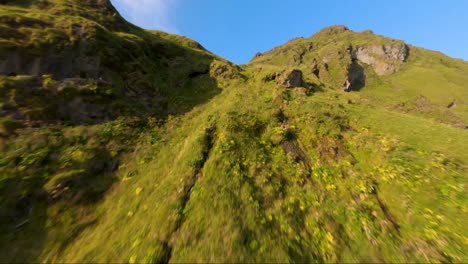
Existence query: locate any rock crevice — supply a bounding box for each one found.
[342,61,366,92]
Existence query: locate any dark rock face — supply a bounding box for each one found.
[1,76,119,126]
[262,69,303,88]
[311,59,320,78]
[277,69,303,88]
[341,42,408,91]
[262,72,277,83]
[0,50,101,80]
[57,97,116,124]
[342,61,365,92]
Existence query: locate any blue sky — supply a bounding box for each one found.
[111,0,468,64]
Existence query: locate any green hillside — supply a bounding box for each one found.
[0,1,467,263]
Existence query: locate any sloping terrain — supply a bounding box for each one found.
[0,1,467,263]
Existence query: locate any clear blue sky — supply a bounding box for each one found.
[111,0,468,64]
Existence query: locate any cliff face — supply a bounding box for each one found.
[0,0,240,126]
[352,43,409,75]
[0,0,116,79]
[0,49,102,79]
[0,3,240,256]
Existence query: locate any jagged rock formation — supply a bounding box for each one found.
[0,0,240,126]
[0,51,102,79]
[310,59,320,78]
[261,69,303,88]
[352,43,409,75]
[250,25,411,92]
[277,69,303,87]
[342,61,365,92]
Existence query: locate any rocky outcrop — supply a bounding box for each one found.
[262,69,303,88]
[342,61,365,92]
[277,69,303,88]
[310,59,320,78]
[0,76,119,126]
[352,43,409,75]
[252,52,263,60]
[0,50,101,80]
[337,42,408,91]
[210,61,242,81]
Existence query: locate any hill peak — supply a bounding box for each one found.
[315,25,351,35]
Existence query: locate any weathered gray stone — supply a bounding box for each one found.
[352,43,409,75]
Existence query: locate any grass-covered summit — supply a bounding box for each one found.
[1,1,467,263]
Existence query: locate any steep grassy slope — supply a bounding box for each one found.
[0,0,241,262]
[48,74,467,263]
[0,2,467,263]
